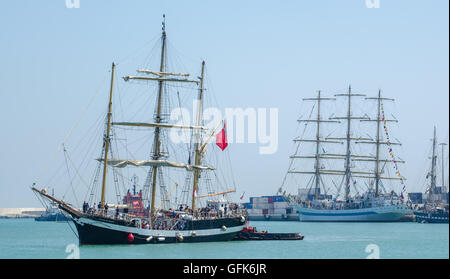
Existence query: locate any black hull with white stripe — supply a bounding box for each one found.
[73,220,241,245]
[32,187,246,245]
[57,199,245,245]
[72,215,245,245]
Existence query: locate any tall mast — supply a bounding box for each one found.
[430,126,438,194]
[364,90,397,197]
[120,15,203,220]
[100,62,115,209]
[192,61,206,211]
[344,86,352,201]
[440,142,447,187]
[289,92,340,199]
[314,91,322,200]
[149,17,167,222]
[374,89,381,196]
[331,85,367,201]
[357,91,404,195]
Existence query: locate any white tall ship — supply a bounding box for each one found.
[280,87,412,222]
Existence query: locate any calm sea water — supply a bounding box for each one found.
[0,219,448,259]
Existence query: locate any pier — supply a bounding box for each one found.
[0,208,45,219]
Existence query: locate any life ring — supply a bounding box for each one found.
[176,233,184,242]
[264,214,270,220]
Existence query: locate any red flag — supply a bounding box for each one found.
[216,122,228,151]
[240,192,245,200]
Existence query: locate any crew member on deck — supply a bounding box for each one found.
[104,203,109,215]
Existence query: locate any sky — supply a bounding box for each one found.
[0,0,448,208]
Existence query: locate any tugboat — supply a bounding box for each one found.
[234,226,304,241]
[234,220,304,241]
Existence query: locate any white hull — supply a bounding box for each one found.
[247,213,299,221]
[296,204,412,222]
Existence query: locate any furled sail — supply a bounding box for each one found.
[136,69,190,77]
[112,122,208,130]
[97,159,214,171]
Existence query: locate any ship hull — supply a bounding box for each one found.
[71,216,245,245]
[247,214,299,221]
[35,213,70,222]
[414,211,449,224]
[296,205,412,222]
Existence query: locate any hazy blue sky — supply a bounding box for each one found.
[0,0,448,208]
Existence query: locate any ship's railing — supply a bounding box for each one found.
[82,205,247,227]
[83,207,136,223]
[192,208,246,220]
[299,198,406,210]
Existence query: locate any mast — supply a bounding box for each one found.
[349,91,405,196]
[374,90,381,196]
[430,126,438,195]
[100,62,115,209]
[331,85,367,201]
[289,92,340,199]
[439,142,447,187]
[362,90,398,197]
[192,61,206,211]
[149,17,167,222]
[344,86,352,201]
[314,91,321,200]
[119,16,208,219]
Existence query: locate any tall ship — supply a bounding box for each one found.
[414,127,449,223]
[280,87,412,222]
[32,17,246,244]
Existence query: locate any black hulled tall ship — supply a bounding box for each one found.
[32,18,246,244]
[414,127,449,224]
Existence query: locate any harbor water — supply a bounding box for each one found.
[0,219,447,259]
